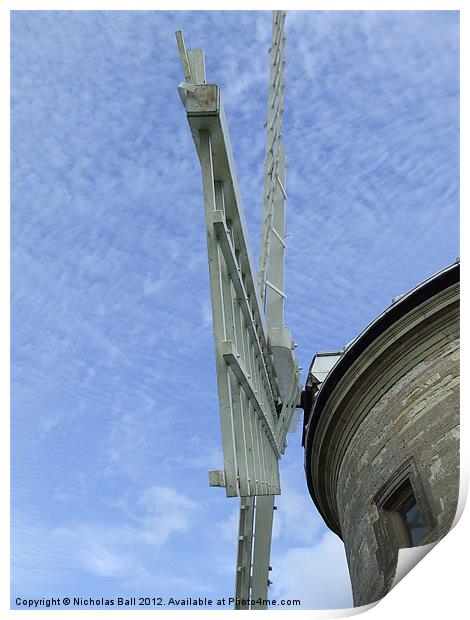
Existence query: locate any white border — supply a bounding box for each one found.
[2,2,466,619]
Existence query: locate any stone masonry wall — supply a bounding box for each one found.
[336,325,459,606]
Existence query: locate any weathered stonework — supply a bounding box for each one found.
[304,263,459,606]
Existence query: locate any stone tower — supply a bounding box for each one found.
[302,262,460,606]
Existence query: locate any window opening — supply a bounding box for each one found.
[382,478,427,547]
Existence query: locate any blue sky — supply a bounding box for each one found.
[11,10,459,610]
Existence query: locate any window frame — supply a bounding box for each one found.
[381,477,427,547]
[373,457,433,550]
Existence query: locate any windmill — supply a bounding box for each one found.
[176,11,300,609]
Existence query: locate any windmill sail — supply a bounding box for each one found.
[176,32,283,499]
[176,11,300,609]
[259,11,300,450]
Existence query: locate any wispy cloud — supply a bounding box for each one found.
[271,531,353,609]
[137,485,199,545]
[14,485,200,588]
